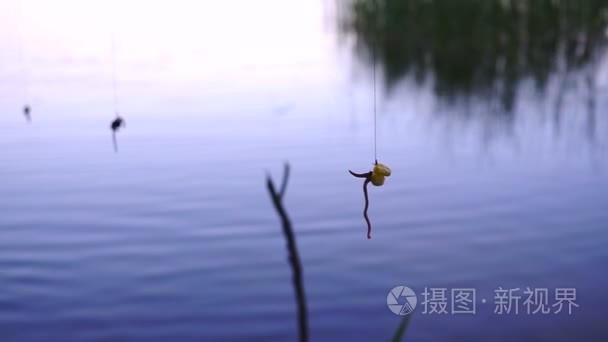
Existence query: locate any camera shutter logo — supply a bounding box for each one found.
[387,286,417,315]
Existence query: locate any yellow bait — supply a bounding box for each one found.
[373,163,391,176]
[370,163,391,186]
[371,172,385,186]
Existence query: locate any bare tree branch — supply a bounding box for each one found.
[266,163,308,342]
[279,163,290,199]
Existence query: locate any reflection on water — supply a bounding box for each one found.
[338,0,608,148]
[339,0,608,106]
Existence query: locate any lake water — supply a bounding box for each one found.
[1,0,607,341]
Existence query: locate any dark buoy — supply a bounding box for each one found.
[23,105,31,122]
[110,116,125,152]
[111,116,124,131]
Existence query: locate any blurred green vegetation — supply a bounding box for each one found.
[338,0,608,110]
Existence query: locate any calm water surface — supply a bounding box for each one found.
[1,0,607,341]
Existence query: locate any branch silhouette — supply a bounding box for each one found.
[266,163,308,342]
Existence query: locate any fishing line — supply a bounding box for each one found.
[108,18,125,152]
[111,30,118,117]
[373,33,377,164]
[21,35,28,106]
[372,0,378,164]
[18,0,30,120]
